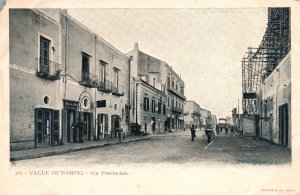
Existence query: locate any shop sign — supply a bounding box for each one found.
[64,100,79,111]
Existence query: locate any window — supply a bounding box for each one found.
[113,68,119,91]
[43,96,49,104]
[144,97,149,111]
[163,104,166,115]
[167,77,170,88]
[158,102,162,114]
[82,53,90,82]
[161,85,165,94]
[40,36,50,74]
[172,80,174,88]
[153,78,156,87]
[152,100,156,113]
[99,61,107,83]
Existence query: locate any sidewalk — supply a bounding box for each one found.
[10,135,151,161]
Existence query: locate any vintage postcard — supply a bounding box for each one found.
[1,0,300,194]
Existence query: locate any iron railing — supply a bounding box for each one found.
[36,58,61,80]
[171,104,183,113]
[98,79,113,93]
[167,84,186,100]
[79,71,98,88]
[112,85,124,96]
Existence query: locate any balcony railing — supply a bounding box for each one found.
[98,79,113,93]
[171,105,183,113]
[36,58,61,80]
[79,71,98,88]
[112,85,124,96]
[167,85,186,100]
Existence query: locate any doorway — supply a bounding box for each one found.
[66,110,76,143]
[97,114,108,139]
[111,115,120,138]
[82,112,91,141]
[35,108,59,147]
[279,104,289,146]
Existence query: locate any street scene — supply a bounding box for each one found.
[15,130,291,167]
[9,8,291,166]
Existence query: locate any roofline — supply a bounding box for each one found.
[61,9,129,60]
[126,46,185,84]
[140,79,166,97]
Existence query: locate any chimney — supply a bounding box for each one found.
[134,43,139,51]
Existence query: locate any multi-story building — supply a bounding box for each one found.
[184,101,201,129]
[9,9,130,150]
[127,43,186,131]
[199,108,211,128]
[132,78,167,134]
[127,44,167,134]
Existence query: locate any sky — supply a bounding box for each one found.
[68,8,268,118]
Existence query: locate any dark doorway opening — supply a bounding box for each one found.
[279,104,289,146]
[35,108,59,147]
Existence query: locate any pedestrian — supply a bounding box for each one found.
[190,124,196,142]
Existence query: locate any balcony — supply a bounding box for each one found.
[79,71,98,88]
[167,85,186,100]
[36,58,61,80]
[193,111,201,116]
[171,105,183,113]
[112,86,124,96]
[98,79,113,93]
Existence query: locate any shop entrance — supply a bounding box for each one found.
[35,108,59,147]
[82,112,92,141]
[97,114,108,139]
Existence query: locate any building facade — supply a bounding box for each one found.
[127,43,186,131]
[256,53,291,148]
[184,101,201,129]
[199,108,211,128]
[10,9,129,150]
[133,79,167,134]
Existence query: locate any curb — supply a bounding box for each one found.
[10,136,151,161]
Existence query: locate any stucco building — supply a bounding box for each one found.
[256,52,291,147]
[199,108,211,128]
[10,9,129,150]
[184,101,201,129]
[127,43,186,131]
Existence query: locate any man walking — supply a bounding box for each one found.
[191,124,196,142]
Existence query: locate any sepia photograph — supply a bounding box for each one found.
[1,1,300,194]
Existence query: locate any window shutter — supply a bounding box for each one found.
[35,108,43,147]
[52,110,59,146]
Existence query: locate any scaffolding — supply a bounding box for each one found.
[242,8,290,114]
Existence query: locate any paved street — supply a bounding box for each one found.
[15,130,291,167]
